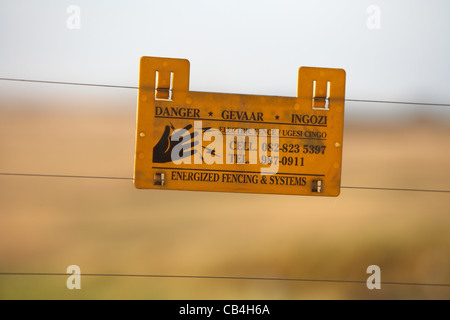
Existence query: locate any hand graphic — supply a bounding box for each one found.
[152,123,198,163]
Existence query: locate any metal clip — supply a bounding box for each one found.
[155,71,173,100]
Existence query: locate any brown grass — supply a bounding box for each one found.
[0,107,449,299]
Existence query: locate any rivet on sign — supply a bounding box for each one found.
[311,179,323,193]
[154,172,165,186]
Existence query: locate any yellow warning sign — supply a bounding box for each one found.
[134,56,346,196]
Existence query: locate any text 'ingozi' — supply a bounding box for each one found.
[169,121,279,175]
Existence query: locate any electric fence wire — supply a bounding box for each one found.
[0,272,449,288]
[1,76,450,193]
[2,77,450,107]
[2,77,450,193]
[0,172,449,193]
[0,76,449,291]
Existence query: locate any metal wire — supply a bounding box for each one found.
[0,172,133,180]
[0,77,138,90]
[0,272,449,288]
[1,76,449,293]
[2,77,450,107]
[1,172,449,193]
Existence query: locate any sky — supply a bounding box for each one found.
[1,0,449,118]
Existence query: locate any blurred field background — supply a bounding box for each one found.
[1,0,450,300]
[0,83,449,299]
